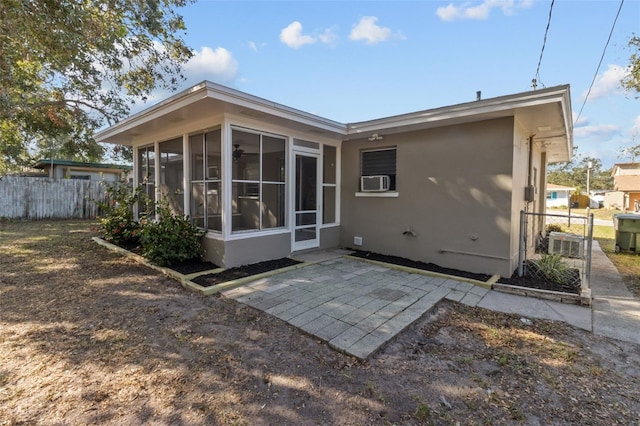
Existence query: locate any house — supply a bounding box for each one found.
[34,159,131,182]
[605,163,640,211]
[94,82,572,278]
[546,183,575,208]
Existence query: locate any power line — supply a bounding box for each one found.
[533,0,555,90]
[574,0,625,125]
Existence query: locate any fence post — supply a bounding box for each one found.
[584,213,593,289]
[518,210,526,277]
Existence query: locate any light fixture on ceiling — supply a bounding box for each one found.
[233,144,244,161]
[368,133,383,141]
[537,125,552,132]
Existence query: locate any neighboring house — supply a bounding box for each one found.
[94,81,572,278]
[607,163,640,211]
[34,159,131,182]
[546,183,575,208]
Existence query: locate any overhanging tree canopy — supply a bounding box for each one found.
[0,0,193,173]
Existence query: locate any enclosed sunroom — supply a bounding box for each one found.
[95,82,345,268]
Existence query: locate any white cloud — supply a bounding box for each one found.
[583,64,630,101]
[319,27,338,45]
[574,123,619,139]
[280,21,316,49]
[572,113,589,127]
[183,46,239,84]
[436,0,533,21]
[248,41,267,53]
[349,16,392,44]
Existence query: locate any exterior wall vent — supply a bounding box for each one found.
[548,232,584,258]
[361,175,390,192]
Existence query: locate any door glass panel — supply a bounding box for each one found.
[296,212,316,226]
[294,154,318,246]
[296,155,317,212]
[295,228,316,242]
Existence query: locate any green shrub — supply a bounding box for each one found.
[545,224,563,234]
[95,182,144,246]
[533,254,571,285]
[140,200,205,266]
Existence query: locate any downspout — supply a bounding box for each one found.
[519,136,534,277]
[527,135,534,208]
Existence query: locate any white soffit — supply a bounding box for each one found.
[94,81,347,145]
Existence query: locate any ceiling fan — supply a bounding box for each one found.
[233,144,244,161]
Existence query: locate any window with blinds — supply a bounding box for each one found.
[361,148,396,191]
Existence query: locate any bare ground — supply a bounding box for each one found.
[1,220,639,425]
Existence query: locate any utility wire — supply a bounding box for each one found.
[533,0,555,89]
[574,0,625,125]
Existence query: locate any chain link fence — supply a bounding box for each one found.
[518,210,593,293]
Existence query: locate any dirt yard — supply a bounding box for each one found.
[1,220,639,425]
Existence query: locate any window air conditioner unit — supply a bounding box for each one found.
[548,232,584,258]
[361,175,390,192]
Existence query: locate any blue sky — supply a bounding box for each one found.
[146,0,639,169]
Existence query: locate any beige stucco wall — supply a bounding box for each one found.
[509,121,546,275]
[340,117,520,277]
[202,232,292,268]
[319,225,341,250]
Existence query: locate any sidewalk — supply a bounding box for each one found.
[222,243,639,360]
[589,240,640,345]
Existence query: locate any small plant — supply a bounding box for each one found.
[95,182,144,247]
[414,403,431,421]
[140,199,205,266]
[533,253,571,285]
[545,223,563,234]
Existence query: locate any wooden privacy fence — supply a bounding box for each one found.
[0,176,111,219]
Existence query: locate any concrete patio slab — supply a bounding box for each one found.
[223,256,483,359]
[222,242,639,359]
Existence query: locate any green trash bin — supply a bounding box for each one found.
[613,213,640,253]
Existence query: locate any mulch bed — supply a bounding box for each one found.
[192,258,302,287]
[349,250,493,282]
[105,239,219,275]
[350,250,581,295]
[498,261,581,295]
[169,258,219,275]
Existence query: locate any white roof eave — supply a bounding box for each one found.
[346,85,571,138]
[94,81,347,144]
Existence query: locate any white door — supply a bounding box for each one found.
[293,152,319,251]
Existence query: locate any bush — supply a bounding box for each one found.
[140,200,205,266]
[533,254,571,285]
[545,224,563,234]
[95,182,143,247]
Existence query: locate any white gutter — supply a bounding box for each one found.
[346,85,571,137]
[94,81,347,142]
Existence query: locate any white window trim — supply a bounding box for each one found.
[355,191,400,198]
[360,146,397,193]
[229,125,288,235]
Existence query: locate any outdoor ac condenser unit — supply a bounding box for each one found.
[361,175,390,192]
[548,232,584,258]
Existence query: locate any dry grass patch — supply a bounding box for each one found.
[1,220,639,425]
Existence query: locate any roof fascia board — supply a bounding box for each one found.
[94,83,209,142]
[560,87,573,160]
[346,85,570,136]
[203,82,346,135]
[95,81,347,142]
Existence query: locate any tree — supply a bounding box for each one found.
[621,35,640,95]
[0,0,194,173]
[619,140,640,163]
[548,149,613,191]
